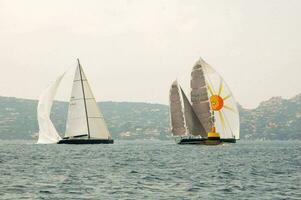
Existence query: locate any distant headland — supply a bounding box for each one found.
[0,95,300,140]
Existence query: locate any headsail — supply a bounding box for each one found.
[191,60,214,133]
[197,58,240,139]
[169,81,186,136]
[37,73,64,144]
[180,87,207,137]
[169,81,207,137]
[65,60,111,139]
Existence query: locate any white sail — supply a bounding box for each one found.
[37,74,64,144]
[169,81,186,136]
[65,61,111,139]
[200,58,240,139]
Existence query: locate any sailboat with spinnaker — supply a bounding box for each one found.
[169,58,240,145]
[37,59,113,144]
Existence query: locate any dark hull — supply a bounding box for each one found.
[220,138,236,143]
[178,138,236,145]
[57,139,114,144]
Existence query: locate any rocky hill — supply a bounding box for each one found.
[239,95,301,140]
[0,95,300,140]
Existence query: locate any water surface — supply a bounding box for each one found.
[0,140,300,199]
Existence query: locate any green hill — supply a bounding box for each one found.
[0,95,300,140]
[240,95,301,140]
[0,97,170,140]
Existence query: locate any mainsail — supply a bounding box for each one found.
[37,73,64,144]
[65,59,111,139]
[191,59,214,133]
[169,81,186,136]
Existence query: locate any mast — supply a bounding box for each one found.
[77,58,91,139]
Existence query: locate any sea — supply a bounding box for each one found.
[0,140,300,200]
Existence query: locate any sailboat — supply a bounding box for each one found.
[37,59,113,144]
[169,58,239,145]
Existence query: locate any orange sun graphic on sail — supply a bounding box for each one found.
[206,79,236,132]
[210,95,224,111]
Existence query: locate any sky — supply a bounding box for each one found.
[0,0,301,108]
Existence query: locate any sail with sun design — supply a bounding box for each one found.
[169,58,239,145]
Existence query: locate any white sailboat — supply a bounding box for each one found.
[169,58,240,145]
[37,59,113,144]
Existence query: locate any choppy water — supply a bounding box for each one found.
[0,140,300,200]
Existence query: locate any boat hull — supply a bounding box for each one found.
[177,138,236,145]
[57,138,114,144]
[220,138,236,143]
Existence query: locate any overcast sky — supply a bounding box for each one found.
[1,0,301,108]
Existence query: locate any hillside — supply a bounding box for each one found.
[240,95,301,140]
[0,97,170,140]
[0,96,300,140]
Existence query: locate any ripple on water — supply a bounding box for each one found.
[0,140,300,200]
